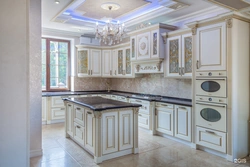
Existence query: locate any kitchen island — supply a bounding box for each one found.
[63,97,141,164]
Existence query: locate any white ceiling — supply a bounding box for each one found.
[42,0,250,37]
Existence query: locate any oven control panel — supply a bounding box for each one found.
[196,71,227,77]
[196,96,227,104]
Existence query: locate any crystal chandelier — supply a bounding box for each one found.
[95,4,126,45]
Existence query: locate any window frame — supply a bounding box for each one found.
[42,37,71,92]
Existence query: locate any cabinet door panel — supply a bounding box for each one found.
[74,122,85,146]
[74,105,85,126]
[174,105,191,141]
[102,112,118,154]
[182,34,192,77]
[125,48,132,76]
[51,108,65,120]
[119,110,133,150]
[137,32,150,59]
[85,111,94,153]
[166,36,181,77]
[117,49,124,76]
[130,36,137,60]
[112,50,118,76]
[102,50,112,77]
[196,22,226,71]
[151,29,159,58]
[77,49,89,76]
[155,108,173,136]
[90,49,102,76]
[66,103,73,136]
[51,96,64,108]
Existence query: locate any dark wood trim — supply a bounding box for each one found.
[42,37,71,92]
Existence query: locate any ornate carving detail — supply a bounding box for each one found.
[93,111,102,119]
[136,64,140,72]
[156,60,163,71]
[135,23,151,30]
[191,25,197,35]
[161,34,167,44]
[133,108,139,114]
[168,2,188,10]
[226,18,233,28]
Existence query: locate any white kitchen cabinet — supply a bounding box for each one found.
[77,48,102,77]
[42,97,47,124]
[114,47,132,77]
[112,49,118,77]
[74,105,85,126]
[73,122,85,146]
[66,103,74,137]
[174,105,191,142]
[85,109,95,153]
[119,110,133,151]
[137,32,150,60]
[102,112,118,154]
[130,35,137,61]
[196,126,226,153]
[102,50,112,77]
[49,96,65,123]
[130,98,152,131]
[166,33,192,77]
[196,22,226,71]
[155,103,174,136]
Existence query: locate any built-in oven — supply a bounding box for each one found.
[196,78,227,97]
[195,101,226,132]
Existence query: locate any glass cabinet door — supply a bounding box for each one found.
[77,49,89,75]
[167,36,181,76]
[125,48,131,75]
[183,35,192,75]
[117,49,123,75]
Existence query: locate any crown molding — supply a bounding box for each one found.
[42,27,83,37]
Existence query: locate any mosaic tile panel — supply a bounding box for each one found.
[184,36,192,73]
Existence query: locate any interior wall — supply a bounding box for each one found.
[0,0,40,166]
[111,74,192,99]
[73,77,111,91]
[29,0,42,157]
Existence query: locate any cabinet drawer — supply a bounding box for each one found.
[110,95,117,100]
[51,96,64,108]
[99,94,111,99]
[74,122,85,146]
[116,96,128,102]
[130,99,149,105]
[74,106,85,126]
[155,102,173,109]
[51,108,65,120]
[138,113,149,129]
[196,126,226,153]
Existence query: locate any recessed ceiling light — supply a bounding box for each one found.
[55,0,60,4]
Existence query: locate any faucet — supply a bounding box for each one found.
[105,81,111,92]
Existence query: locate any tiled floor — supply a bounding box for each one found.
[30,123,250,167]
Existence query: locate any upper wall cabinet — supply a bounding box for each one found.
[76,46,102,77]
[165,32,192,78]
[195,22,226,71]
[102,50,112,77]
[137,32,151,60]
[128,23,177,74]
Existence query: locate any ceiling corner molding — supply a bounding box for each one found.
[42,27,83,37]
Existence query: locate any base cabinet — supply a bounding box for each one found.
[66,103,73,137]
[102,112,118,154]
[73,122,85,146]
[174,105,191,142]
[196,126,226,153]
[85,110,95,153]
[155,102,191,142]
[119,110,133,150]
[155,103,174,136]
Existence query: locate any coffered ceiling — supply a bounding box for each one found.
[42,0,250,37]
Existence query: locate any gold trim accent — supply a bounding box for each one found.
[191,25,197,35]
[226,18,233,28]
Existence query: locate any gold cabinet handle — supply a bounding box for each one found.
[87,111,92,114]
[135,100,142,103]
[138,114,142,116]
[68,104,71,106]
[88,70,90,75]
[110,70,112,75]
[115,70,116,75]
[76,125,81,129]
[91,70,92,75]
[60,108,65,110]
[76,107,81,110]
[205,130,215,134]
[196,60,199,69]
[179,68,181,76]
[182,67,185,75]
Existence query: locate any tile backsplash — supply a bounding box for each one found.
[73,74,192,99]
[73,76,111,91]
[111,74,192,99]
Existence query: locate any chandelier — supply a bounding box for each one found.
[95,3,126,45]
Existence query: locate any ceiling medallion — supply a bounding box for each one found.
[101,2,120,11]
[95,3,126,45]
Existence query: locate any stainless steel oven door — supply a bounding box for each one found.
[196,78,226,97]
[195,102,226,132]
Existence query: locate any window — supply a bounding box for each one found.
[42,38,70,91]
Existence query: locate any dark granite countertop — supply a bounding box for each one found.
[63,97,142,111]
[43,90,192,107]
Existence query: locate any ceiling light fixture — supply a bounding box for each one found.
[55,0,60,4]
[95,3,125,45]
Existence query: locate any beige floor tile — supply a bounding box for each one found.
[30,123,239,167]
